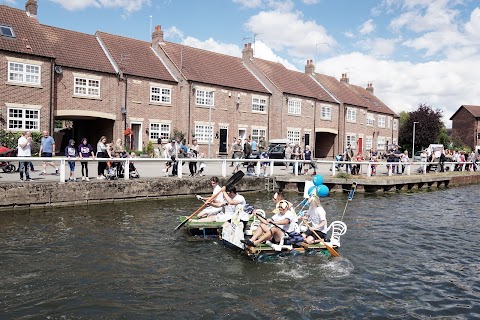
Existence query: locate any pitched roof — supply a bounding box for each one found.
[160,42,269,94]
[314,73,366,107]
[97,32,176,82]
[41,25,115,74]
[0,5,54,58]
[450,105,480,120]
[252,58,336,103]
[347,83,396,116]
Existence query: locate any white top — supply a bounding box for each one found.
[306,206,328,234]
[224,194,246,220]
[17,136,31,157]
[272,208,297,233]
[212,185,224,203]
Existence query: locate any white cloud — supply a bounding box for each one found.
[48,0,151,13]
[359,19,375,35]
[244,10,336,59]
[344,31,354,38]
[317,52,480,127]
[182,37,241,58]
[164,26,184,41]
[302,0,319,4]
[232,0,263,9]
[359,38,397,57]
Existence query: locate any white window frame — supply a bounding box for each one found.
[365,137,373,150]
[195,124,213,143]
[366,113,375,126]
[377,136,386,151]
[74,76,100,98]
[150,86,171,104]
[252,97,267,113]
[320,105,332,120]
[388,116,392,129]
[346,134,356,148]
[287,129,301,145]
[7,107,40,131]
[393,119,397,130]
[8,61,40,85]
[288,100,301,115]
[1,25,15,38]
[196,90,214,106]
[251,129,266,143]
[346,108,357,122]
[378,115,386,128]
[149,123,170,141]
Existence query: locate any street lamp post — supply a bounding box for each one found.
[412,121,419,159]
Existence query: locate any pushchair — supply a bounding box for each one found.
[335,154,344,171]
[0,146,17,173]
[105,161,122,180]
[128,162,140,178]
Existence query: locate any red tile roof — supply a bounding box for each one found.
[0,5,54,58]
[160,42,269,94]
[252,58,337,103]
[450,105,480,119]
[314,73,366,107]
[97,32,176,82]
[347,83,396,116]
[42,25,115,74]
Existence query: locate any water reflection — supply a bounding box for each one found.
[0,185,480,318]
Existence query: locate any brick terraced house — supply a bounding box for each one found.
[450,105,480,149]
[0,1,398,158]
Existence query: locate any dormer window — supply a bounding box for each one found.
[0,25,15,38]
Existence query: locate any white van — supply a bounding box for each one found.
[427,144,444,158]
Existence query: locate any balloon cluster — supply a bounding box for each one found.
[307,174,329,197]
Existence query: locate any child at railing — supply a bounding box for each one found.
[196,153,206,177]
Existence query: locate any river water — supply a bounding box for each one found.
[1,185,479,319]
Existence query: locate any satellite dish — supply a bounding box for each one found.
[54,66,63,74]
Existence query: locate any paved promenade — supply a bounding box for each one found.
[0,157,451,183]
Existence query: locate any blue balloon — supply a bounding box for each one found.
[316,184,329,197]
[312,174,324,186]
[307,185,316,196]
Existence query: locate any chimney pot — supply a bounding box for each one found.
[25,0,38,17]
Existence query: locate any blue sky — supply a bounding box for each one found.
[3,0,480,127]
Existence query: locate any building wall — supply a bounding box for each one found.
[451,108,476,148]
[0,51,53,132]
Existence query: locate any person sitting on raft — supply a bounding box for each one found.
[241,200,298,249]
[271,191,293,214]
[197,184,245,223]
[301,195,328,244]
[197,176,224,218]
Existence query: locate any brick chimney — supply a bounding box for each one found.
[340,73,349,83]
[366,82,374,94]
[305,59,315,75]
[242,43,254,61]
[152,25,164,45]
[25,0,37,17]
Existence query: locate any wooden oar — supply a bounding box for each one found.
[301,217,340,257]
[173,171,245,232]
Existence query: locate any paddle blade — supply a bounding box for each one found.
[226,170,244,187]
[324,243,340,257]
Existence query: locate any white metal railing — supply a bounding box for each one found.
[3,156,476,183]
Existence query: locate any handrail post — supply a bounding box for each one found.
[332,162,336,176]
[294,160,298,176]
[222,160,227,177]
[177,159,183,178]
[59,158,66,183]
[269,159,274,176]
[124,159,130,180]
[256,160,261,176]
[367,162,371,177]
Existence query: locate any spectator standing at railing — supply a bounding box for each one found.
[78,138,94,181]
[243,138,252,160]
[400,150,410,174]
[344,143,354,174]
[303,145,316,175]
[229,137,237,167]
[39,130,59,176]
[65,139,78,181]
[96,136,110,179]
[284,144,292,170]
[251,139,257,153]
[232,140,243,174]
[188,139,199,177]
[292,143,303,174]
[258,136,267,153]
[17,131,32,181]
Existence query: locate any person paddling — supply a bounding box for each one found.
[301,195,328,244]
[197,176,224,218]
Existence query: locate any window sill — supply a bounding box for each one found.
[73,95,102,101]
[6,81,42,89]
[149,102,172,107]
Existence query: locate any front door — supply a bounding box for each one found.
[219,128,228,154]
[304,132,310,148]
[131,123,142,151]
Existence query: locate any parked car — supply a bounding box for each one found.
[414,151,422,162]
[267,139,291,165]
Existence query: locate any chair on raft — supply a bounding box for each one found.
[325,220,347,247]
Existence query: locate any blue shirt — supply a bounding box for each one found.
[41,136,55,153]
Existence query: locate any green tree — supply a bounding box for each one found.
[398,103,444,155]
